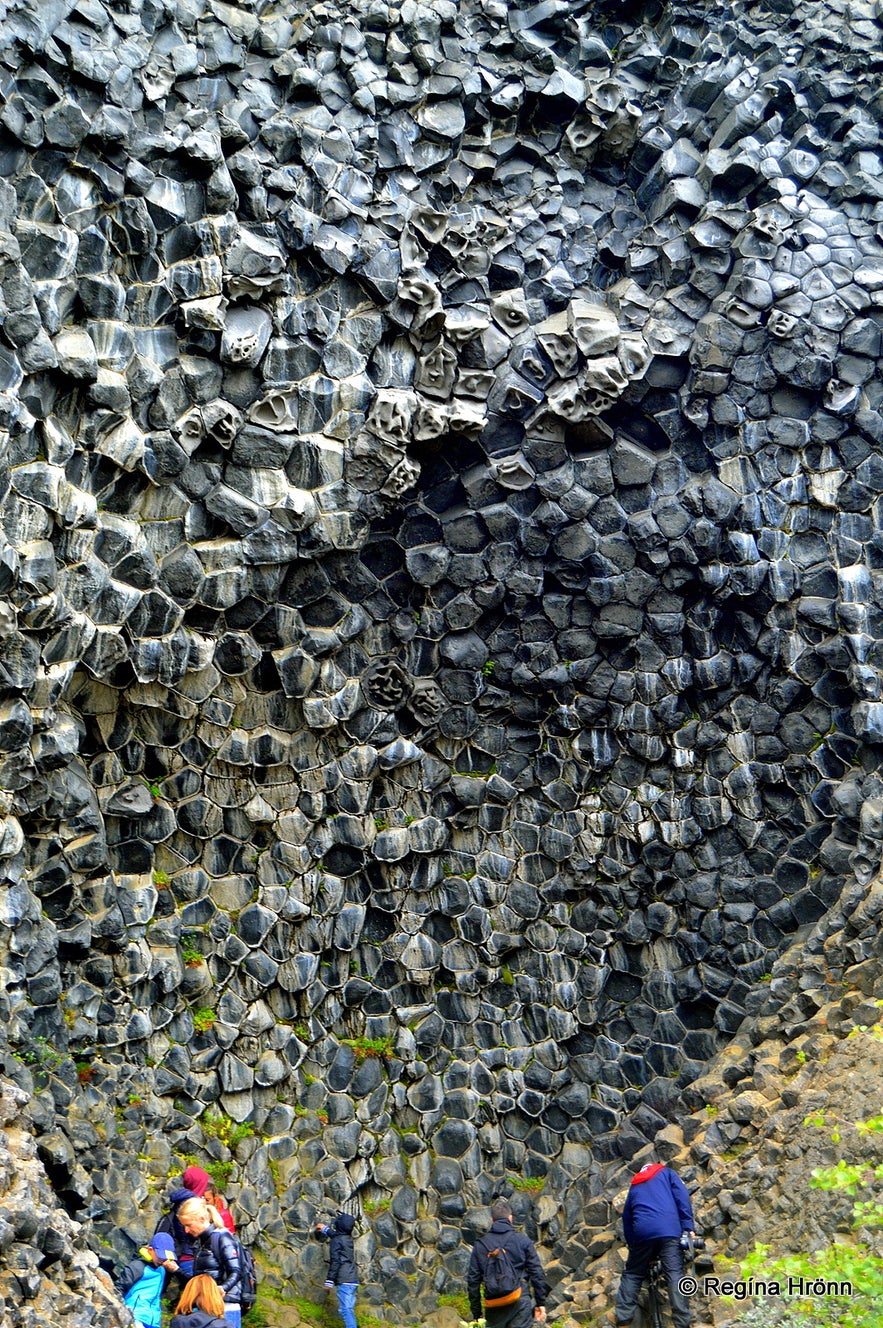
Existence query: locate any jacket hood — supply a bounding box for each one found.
[168,1186,196,1203]
[182,1166,211,1196]
[631,1163,667,1186]
[334,1213,356,1233]
[170,1313,229,1328]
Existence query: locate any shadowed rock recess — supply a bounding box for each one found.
[2,0,883,1316]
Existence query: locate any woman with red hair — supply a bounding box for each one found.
[170,1273,228,1328]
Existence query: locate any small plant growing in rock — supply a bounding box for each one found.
[192,1008,215,1034]
[201,1111,255,1150]
[363,1197,391,1216]
[75,1060,94,1083]
[21,1037,64,1070]
[508,1176,544,1192]
[340,1035,394,1061]
[208,1160,233,1188]
[153,869,171,888]
[180,936,204,967]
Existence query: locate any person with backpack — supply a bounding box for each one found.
[466,1199,549,1328]
[171,1273,231,1328]
[177,1197,248,1327]
[116,1232,179,1328]
[613,1161,697,1328]
[159,1166,212,1278]
[314,1213,359,1328]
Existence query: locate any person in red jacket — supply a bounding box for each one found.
[614,1162,697,1328]
[205,1183,236,1234]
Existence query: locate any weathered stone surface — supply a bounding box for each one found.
[0,0,882,1318]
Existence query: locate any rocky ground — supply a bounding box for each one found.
[558,875,883,1328]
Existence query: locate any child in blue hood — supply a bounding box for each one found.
[116,1232,179,1328]
[315,1213,359,1328]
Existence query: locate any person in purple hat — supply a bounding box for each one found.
[116,1231,179,1328]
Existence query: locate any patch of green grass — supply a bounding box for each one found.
[180,934,204,967]
[363,1197,391,1216]
[508,1175,545,1192]
[192,1008,215,1034]
[438,1293,471,1319]
[200,1111,255,1150]
[340,1035,394,1061]
[289,1294,339,1328]
[184,1152,233,1189]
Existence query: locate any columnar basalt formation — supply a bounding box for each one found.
[1,0,883,1315]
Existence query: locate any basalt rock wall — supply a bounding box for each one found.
[2,0,883,1316]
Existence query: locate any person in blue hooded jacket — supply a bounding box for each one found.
[116,1232,179,1328]
[614,1162,696,1328]
[315,1213,359,1328]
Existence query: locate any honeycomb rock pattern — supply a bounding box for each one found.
[0,0,882,1313]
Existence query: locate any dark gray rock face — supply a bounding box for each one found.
[1,0,883,1315]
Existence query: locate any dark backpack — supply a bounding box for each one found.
[209,1230,258,1312]
[154,1205,184,1257]
[480,1236,522,1307]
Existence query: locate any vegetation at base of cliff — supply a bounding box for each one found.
[438,1292,471,1319]
[731,1241,883,1327]
[287,1292,341,1328]
[726,1056,883,1328]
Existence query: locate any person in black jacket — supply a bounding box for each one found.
[467,1199,549,1328]
[315,1213,359,1328]
[177,1198,243,1328]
